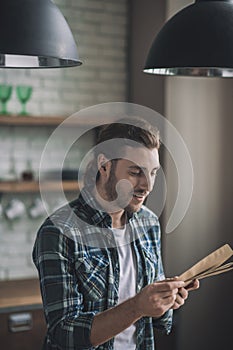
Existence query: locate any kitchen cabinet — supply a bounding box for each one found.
[0,279,46,350]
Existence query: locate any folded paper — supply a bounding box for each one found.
[179,244,233,287]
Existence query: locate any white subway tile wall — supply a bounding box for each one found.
[0,0,128,116]
[0,0,129,280]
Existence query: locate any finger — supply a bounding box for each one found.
[172,294,186,310]
[162,294,177,306]
[160,289,178,299]
[154,280,185,292]
[174,293,185,306]
[164,276,179,281]
[178,287,188,300]
[172,301,181,310]
[185,279,200,291]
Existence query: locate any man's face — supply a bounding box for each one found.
[104,145,160,213]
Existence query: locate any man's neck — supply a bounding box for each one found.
[92,185,126,229]
[110,210,126,229]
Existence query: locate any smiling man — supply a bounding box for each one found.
[33,117,199,350]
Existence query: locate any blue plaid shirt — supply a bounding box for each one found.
[33,188,172,350]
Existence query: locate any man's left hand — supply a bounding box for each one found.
[172,279,199,310]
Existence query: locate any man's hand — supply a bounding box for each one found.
[172,278,200,310]
[91,279,184,347]
[134,280,185,318]
[185,279,200,291]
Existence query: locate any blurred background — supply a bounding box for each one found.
[0,1,232,349]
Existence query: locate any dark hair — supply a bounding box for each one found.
[97,117,160,150]
[84,116,160,188]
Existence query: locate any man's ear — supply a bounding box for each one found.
[97,154,111,178]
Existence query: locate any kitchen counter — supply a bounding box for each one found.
[0,278,46,350]
[0,278,43,313]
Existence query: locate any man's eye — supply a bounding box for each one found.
[129,171,141,176]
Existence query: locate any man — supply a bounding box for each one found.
[33,117,199,350]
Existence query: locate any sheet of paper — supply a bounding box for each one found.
[178,244,233,286]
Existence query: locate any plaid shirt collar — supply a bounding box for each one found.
[76,187,138,226]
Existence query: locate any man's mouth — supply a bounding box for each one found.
[133,193,144,198]
[132,192,148,200]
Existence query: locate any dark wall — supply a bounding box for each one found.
[128,0,166,115]
[164,72,233,350]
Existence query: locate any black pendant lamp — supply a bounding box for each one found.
[0,0,82,68]
[144,0,233,77]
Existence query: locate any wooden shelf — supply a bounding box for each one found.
[0,115,70,126]
[0,115,100,127]
[0,180,81,193]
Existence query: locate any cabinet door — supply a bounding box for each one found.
[0,308,46,350]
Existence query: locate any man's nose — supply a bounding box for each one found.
[139,173,154,192]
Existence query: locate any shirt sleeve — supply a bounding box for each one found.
[152,220,173,334]
[152,309,173,335]
[32,224,97,350]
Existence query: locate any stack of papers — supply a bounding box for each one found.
[179,244,233,287]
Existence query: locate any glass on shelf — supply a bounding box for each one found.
[4,154,18,181]
[21,159,34,181]
[3,128,18,181]
[16,85,33,115]
[0,84,12,115]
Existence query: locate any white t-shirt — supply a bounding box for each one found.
[112,227,137,350]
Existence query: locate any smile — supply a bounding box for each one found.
[133,193,144,198]
[132,192,148,200]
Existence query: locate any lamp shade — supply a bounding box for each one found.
[144,0,233,77]
[0,0,82,68]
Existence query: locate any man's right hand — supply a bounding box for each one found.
[134,280,185,318]
[90,279,184,347]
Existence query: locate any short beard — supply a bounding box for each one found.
[104,160,146,214]
[104,160,133,210]
[104,160,118,201]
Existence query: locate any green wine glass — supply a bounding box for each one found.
[0,84,12,115]
[16,85,33,115]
